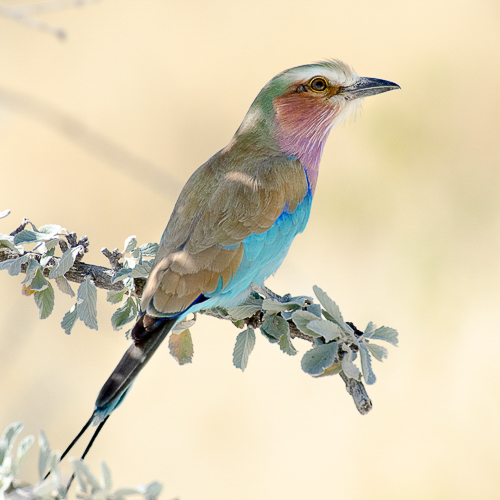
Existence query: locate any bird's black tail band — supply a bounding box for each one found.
[94,317,177,415]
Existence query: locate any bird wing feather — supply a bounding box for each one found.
[141,152,308,317]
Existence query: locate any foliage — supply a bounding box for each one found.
[223,287,397,385]
[0,212,399,402]
[0,422,164,500]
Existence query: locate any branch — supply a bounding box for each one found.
[0,245,146,295]
[0,0,100,40]
[339,371,373,415]
[0,85,182,198]
[0,222,391,415]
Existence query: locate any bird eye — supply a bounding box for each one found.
[309,77,328,92]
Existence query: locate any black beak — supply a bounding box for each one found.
[341,77,400,100]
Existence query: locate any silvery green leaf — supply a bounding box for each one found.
[131,248,143,264]
[112,267,133,284]
[307,319,343,342]
[0,477,13,496]
[131,261,152,278]
[107,289,125,304]
[70,459,100,491]
[369,326,398,346]
[114,487,143,496]
[261,314,289,344]
[359,344,376,385]
[301,342,338,375]
[37,224,62,235]
[307,303,322,318]
[0,258,17,271]
[29,474,59,498]
[145,481,163,499]
[312,285,344,327]
[38,430,51,481]
[288,295,312,305]
[39,238,60,253]
[39,247,55,267]
[71,458,88,493]
[364,321,376,335]
[13,229,54,245]
[123,235,137,253]
[8,253,30,276]
[30,268,49,291]
[77,278,98,330]
[0,422,23,466]
[34,283,55,319]
[55,275,75,297]
[48,246,81,279]
[111,297,137,330]
[366,342,388,361]
[260,331,279,343]
[291,310,322,337]
[278,331,297,356]
[261,298,283,312]
[0,233,23,254]
[13,435,34,476]
[232,328,256,371]
[171,317,196,335]
[342,355,360,379]
[0,209,10,219]
[21,258,40,285]
[100,460,112,493]
[49,451,65,497]
[61,304,78,335]
[226,296,263,320]
[137,242,158,257]
[262,298,302,313]
[122,276,136,291]
[124,257,137,269]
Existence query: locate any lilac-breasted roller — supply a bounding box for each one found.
[58,60,399,465]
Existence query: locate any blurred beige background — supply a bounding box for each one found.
[1,0,499,498]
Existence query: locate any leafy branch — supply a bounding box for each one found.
[0,212,399,415]
[0,422,165,500]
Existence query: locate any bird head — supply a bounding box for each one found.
[235,60,399,191]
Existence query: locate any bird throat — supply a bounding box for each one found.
[273,94,345,194]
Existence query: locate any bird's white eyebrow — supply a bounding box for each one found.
[280,62,358,88]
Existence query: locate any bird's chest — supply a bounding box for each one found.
[227,190,313,290]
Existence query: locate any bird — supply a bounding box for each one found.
[56,60,399,472]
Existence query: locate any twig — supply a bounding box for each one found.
[102,247,124,271]
[0,86,182,198]
[0,246,145,294]
[200,300,373,414]
[0,0,100,39]
[339,372,373,415]
[9,218,31,237]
